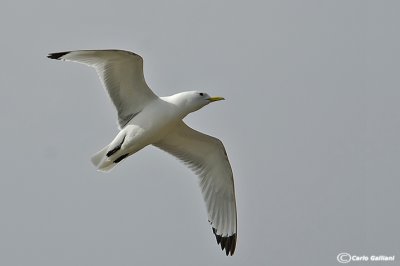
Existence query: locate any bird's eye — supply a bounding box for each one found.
[199,93,204,96]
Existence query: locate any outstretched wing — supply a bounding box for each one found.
[48,49,158,128]
[154,122,237,256]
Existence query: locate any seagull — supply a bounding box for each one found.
[47,50,237,256]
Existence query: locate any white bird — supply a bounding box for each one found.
[47,50,237,255]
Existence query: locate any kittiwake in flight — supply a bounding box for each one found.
[47,49,237,256]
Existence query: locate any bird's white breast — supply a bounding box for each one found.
[124,98,183,144]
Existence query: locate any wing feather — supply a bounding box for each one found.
[48,49,158,128]
[154,122,237,255]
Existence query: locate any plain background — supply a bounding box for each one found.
[1,1,399,265]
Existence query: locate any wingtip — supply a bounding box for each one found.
[47,51,70,60]
[212,227,236,256]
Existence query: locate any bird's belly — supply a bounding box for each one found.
[123,108,181,148]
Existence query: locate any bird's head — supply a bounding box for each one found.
[175,91,225,114]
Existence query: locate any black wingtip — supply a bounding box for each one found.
[212,227,237,256]
[47,51,70,60]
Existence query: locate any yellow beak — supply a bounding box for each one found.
[208,96,225,102]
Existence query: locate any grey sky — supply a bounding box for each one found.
[1,1,399,265]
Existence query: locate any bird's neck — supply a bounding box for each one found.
[161,93,196,119]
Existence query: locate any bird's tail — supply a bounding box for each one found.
[91,145,117,172]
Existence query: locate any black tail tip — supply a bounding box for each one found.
[47,51,69,60]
